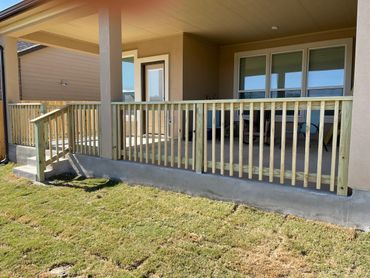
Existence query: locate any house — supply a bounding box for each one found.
[0,0,369,229]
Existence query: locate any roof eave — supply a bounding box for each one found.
[0,0,48,22]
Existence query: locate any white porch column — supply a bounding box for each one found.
[98,7,122,159]
[348,0,370,191]
[0,36,20,102]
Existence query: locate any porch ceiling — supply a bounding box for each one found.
[0,0,357,51]
[39,0,357,45]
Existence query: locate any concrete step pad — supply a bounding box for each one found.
[13,165,54,181]
[13,157,74,181]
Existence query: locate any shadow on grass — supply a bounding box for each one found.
[46,173,120,192]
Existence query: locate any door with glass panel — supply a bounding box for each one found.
[143,62,166,135]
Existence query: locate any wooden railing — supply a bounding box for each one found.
[69,103,101,156]
[8,103,42,146]
[31,106,71,181]
[31,103,101,181]
[113,97,352,195]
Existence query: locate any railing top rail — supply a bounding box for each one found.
[68,102,101,105]
[112,96,353,106]
[8,103,42,106]
[30,105,70,124]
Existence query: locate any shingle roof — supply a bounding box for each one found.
[17,41,36,52]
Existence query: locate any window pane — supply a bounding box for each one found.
[239,91,265,99]
[271,51,302,90]
[308,88,343,97]
[308,46,345,88]
[122,57,135,95]
[239,56,266,91]
[271,90,301,98]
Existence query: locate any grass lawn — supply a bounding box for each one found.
[0,164,369,277]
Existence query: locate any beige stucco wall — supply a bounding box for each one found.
[20,47,100,101]
[218,28,356,100]
[182,33,219,100]
[348,0,370,191]
[124,34,183,101]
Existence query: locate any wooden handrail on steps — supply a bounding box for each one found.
[31,105,71,182]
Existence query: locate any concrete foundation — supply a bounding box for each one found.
[68,154,370,231]
[9,144,36,165]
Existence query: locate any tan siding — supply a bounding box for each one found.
[183,33,219,100]
[19,47,100,101]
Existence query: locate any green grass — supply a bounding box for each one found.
[0,163,369,277]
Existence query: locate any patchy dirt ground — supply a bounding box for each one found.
[0,164,369,277]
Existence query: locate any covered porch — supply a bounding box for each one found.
[0,0,363,197]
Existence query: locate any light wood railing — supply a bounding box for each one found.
[31,103,101,181]
[8,103,42,146]
[69,103,101,156]
[31,106,71,181]
[113,97,352,195]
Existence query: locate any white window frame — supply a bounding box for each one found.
[122,50,140,101]
[233,38,353,100]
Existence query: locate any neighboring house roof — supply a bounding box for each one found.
[17,41,46,56]
[0,0,46,21]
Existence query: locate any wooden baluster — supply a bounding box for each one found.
[146,104,149,163]
[48,117,52,160]
[177,104,183,168]
[280,102,287,184]
[83,105,87,154]
[212,103,216,174]
[220,103,225,175]
[115,105,121,160]
[248,103,254,179]
[230,103,235,177]
[316,101,326,190]
[122,105,126,160]
[195,103,204,174]
[330,101,340,192]
[304,101,312,187]
[157,104,161,165]
[258,102,264,181]
[192,103,196,170]
[79,104,83,154]
[134,104,138,162]
[128,104,132,161]
[92,105,96,156]
[140,104,144,163]
[269,102,276,183]
[62,111,65,157]
[55,114,59,161]
[203,103,208,172]
[291,101,299,186]
[88,105,92,155]
[238,103,244,178]
[170,104,175,167]
[152,105,155,164]
[185,103,189,169]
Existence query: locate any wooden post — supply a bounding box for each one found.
[35,120,46,182]
[195,103,204,173]
[337,100,352,196]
